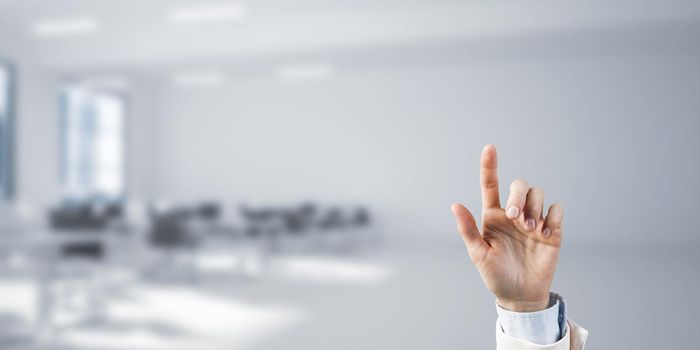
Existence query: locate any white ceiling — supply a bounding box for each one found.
[1,0,700,73]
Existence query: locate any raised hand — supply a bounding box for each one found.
[451,145,563,312]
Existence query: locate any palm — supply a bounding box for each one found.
[477,208,560,306]
[452,145,564,312]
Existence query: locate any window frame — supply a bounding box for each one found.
[0,59,16,199]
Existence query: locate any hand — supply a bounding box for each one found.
[451,145,564,312]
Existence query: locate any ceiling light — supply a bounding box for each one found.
[170,4,246,24]
[276,64,333,81]
[31,18,99,37]
[173,71,225,88]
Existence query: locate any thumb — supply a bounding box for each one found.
[451,203,488,259]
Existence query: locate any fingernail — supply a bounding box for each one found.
[526,218,536,230]
[543,228,551,238]
[507,206,519,219]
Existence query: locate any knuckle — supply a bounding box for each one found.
[546,220,562,228]
[527,202,542,213]
[481,178,499,189]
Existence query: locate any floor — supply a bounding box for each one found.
[0,240,698,350]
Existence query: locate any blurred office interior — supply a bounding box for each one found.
[0,1,699,349]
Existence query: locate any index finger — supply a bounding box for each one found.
[480,144,501,209]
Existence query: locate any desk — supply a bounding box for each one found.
[0,229,126,337]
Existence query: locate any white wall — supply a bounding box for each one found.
[0,38,64,212]
[14,64,62,210]
[149,43,700,246]
[126,79,161,202]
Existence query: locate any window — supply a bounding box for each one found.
[61,86,126,200]
[0,62,14,198]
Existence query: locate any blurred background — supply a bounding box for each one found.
[0,0,699,349]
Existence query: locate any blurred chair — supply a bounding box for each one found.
[193,201,225,236]
[352,207,370,227]
[49,203,108,231]
[351,206,379,247]
[49,201,115,260]
[149,207,198,248]
[146,206,202,281]
[197,201,221,221]
[316,205,375,251]
[37,200,126,332]
[318,207,346,231]
[240,204,284,239]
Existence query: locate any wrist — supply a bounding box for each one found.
[497,296,550,313]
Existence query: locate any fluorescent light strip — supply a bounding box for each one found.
[170,4,246,24]
[32,17,99,37]
[277,64,333,81]
[173,71,225,88]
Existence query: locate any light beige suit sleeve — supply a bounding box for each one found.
[496,320,588,350]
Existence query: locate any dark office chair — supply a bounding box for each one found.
[104,202,124,221]
[197,202,221,221]
[281,210,306,234]
[49,203,109,231]
[145,207,202,281]
[49,202,113,259]
[148,208,200,250]
[240,205,282,238]
[43,200,122,328]
[318,207,346,231]
[352,207,371,227]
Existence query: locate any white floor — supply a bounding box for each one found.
[1,240,698,350]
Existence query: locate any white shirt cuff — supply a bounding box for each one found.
[496,293,563,345]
